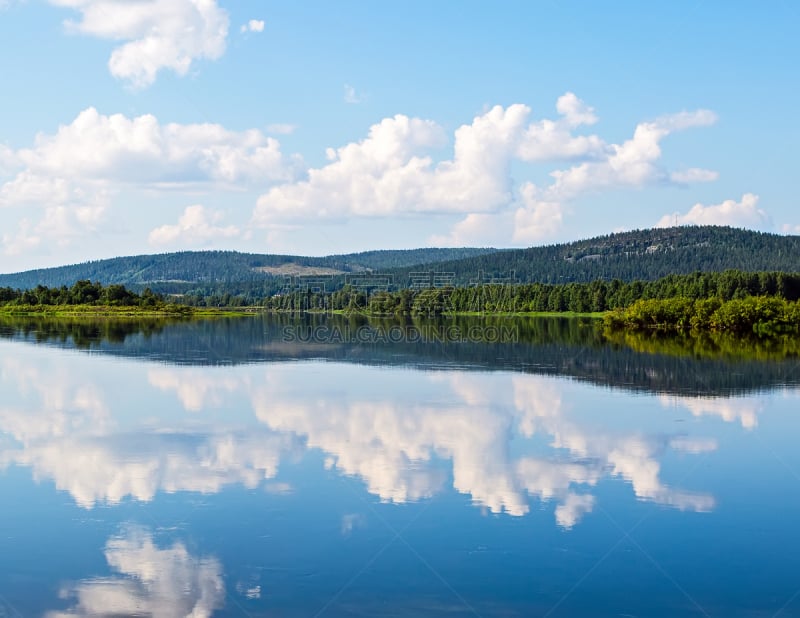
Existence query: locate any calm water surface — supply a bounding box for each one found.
[1,315,800,617]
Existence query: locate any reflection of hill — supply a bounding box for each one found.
[2,314,799,396]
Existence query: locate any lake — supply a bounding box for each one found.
[1,314,800,617]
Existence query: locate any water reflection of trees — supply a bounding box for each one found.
[0,315,172,348]
[2,314,800,396]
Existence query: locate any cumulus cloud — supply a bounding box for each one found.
[543,109,717,201]
[253,104,531,224]
[240,18,264,33]
[148,204,241,247]
[50,0,229,88]
[516,92,605,161]
[0,171,80,207]
[251,96,717,247]
[781,224,800,235]
[512,183,565,243]
[14,107,296,187]
[0,107,298,254]
[655,193,769,230]
[505,108,719,243]
[0,164,110,255]
[47,526,224,618]
[5,208,106,255]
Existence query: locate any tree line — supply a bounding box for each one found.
[5,270,800,330]
[0,280,165,307]
[604,296,800,335]
[259,270,800,315]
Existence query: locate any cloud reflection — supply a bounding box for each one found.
[0,353,303,507]
[252,369,718,526]
[148,368,245,412]
[47,526,224,618]
[4,431,302,507]
[659,394,764,429]
[0,349,748,528]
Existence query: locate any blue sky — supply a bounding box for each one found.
[0,1,797,272]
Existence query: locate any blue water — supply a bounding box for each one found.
[1,316,799,616]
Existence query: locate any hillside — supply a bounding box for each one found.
[384,226,800,285]
[0,247,498,290]
[1,226,798,296]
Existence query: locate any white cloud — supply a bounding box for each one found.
[266,123,297,135]
[506,109,718,242]
[240,18,264,33]
[148,204,240,247]
[512,182,565,243]
[0,108,299,255]
[344,83,364,104]
[544,109,718,200]
[0,192,108,255]
[251,96,717,247]
[428,213,512,247]
[2,219,42,256]
[782,223,800,235]
[14,107,296,187]
[47,526,224,618]
[253,104,532,224]
[50,0,230,88]
[655,193,769,230]
[670,167,720,184]
[0,171,78,206]
[0,144,18,175]
[517,92,605,161]
[556,92,599,127]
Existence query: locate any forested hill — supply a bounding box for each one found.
[384,226,800,285]
[1,226,798,293]
[0,247,498,290]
